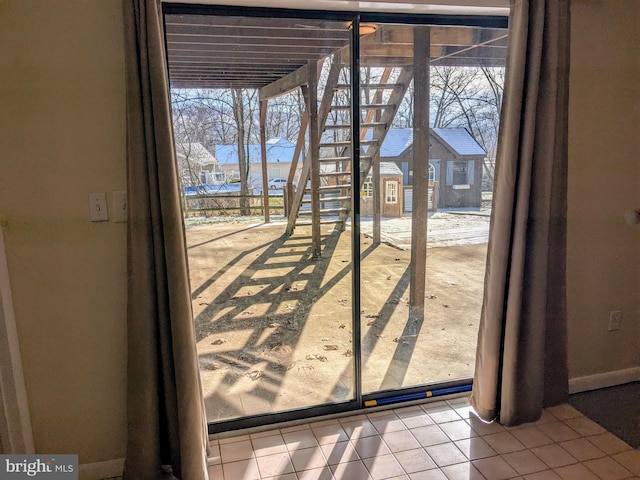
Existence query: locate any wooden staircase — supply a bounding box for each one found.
[286,57,414,248]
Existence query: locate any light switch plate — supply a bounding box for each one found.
[89,193,109,222]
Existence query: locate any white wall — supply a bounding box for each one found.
[567,0,640,382]
[0,0,127,464]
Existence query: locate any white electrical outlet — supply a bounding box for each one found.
[608,310,622,331]
[112,190,128,222]
[89,193,109,222]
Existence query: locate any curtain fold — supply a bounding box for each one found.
[122,1,210,478]
[470,0,570,426]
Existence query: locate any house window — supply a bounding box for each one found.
[453,161,467,185]
[385,181,398,204]
[446,160,475,187]
[428,164,435,183]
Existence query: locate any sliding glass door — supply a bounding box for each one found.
[164,5,507,432]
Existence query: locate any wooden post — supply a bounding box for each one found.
[260,99,270,223]
[308,61,322,258]
[409,26,430,314]
[289,86,309,223]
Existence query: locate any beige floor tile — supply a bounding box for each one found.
[222,458,261,480]
[251,433,287,457]
[523,470,561,479]
[424,442,468,467]
[586,432,633,455]
[281,423,313,433]
[438,420,477,442]
[312,422,349,445]
[531,410,559,426]
[423,403,463,424]
[483,431,527,454]
[255,452,295,478]
[411,425,450,447]
[465,416,506,436]
[352,435,393,459]
[502,450,548,475]
[220,439,255,463]
[330,460,373,480]
[448,405,477,421]
[382,429,422,452]
[545,404,583,421]
[297,465,335,480]
[408,469,448,479]
[613,448,640,475]
[561,416,606,437]
[370,414,409,434]
[558,438,606,462]
[363,453,406,479]
[472,455,519,479]
[395,407,435,429]
[290,446,329,472]
[454,437,497,460]
[340,418,379,439]
[320,440,360,466]
[439,462,485,480]
[207,463,223,479]
[510,426,555,449]
[394,447,438,473]
[283,428,320,451]
[552,463,600,480]
[262,474,298,480]
[203,397,639,480]
[583,456,633,479]
[219,433,251,444]
[536,422,581,443]
[530,444,577,469]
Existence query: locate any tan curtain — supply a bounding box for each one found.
[122,1,210,478]
[470,0,570,426]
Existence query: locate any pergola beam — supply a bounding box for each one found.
[259,100,270,223]
[259,64,309,100]
[409,26,430,315]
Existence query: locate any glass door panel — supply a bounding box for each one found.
[358,22,507,394]
[166,12,356,424]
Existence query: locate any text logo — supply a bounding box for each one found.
[1,455,77,479]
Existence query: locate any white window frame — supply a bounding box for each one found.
[385,180,398,204]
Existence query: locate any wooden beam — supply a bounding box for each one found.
[376,25,505,47]
[288,86,309,217]
[260,100,270,223]
[367,68,392,246]
[409,26,430,314]
[260,64,309,100]
[165,14,351,33]
[308,60,322,258]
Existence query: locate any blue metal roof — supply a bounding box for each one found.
[431,128,486,156]
[379,129,414,157]
[375,128,486,158]
[214,138,300,165]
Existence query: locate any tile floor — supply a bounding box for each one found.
[207,397,640,480]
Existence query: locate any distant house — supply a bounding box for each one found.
[214,138,302,188]
[378,128,486,209]
[361,162,404,217]
[175,142,222,187]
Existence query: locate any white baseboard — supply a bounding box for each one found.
[569,367,640,394]
[79,458,124,480]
